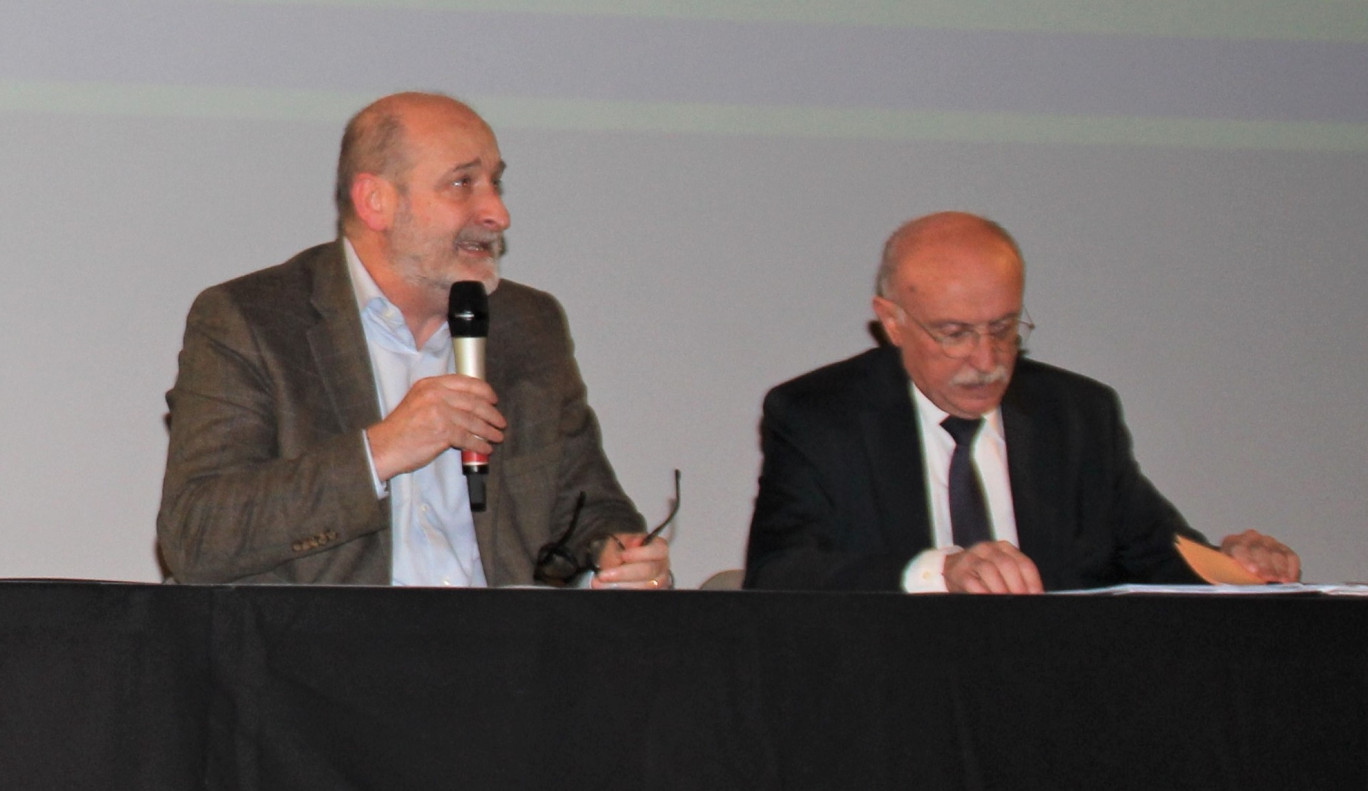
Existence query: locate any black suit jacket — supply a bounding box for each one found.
[744,347,1204,591]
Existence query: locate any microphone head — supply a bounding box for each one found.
[447,281,489,339]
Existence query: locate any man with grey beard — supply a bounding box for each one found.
[744,211,1298,593]
[158,92,670,589]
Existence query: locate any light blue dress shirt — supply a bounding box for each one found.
[345,242,487,587]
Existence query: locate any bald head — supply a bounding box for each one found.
[334,92,490,233]
[876,212,1023,299]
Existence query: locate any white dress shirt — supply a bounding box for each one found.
[902,384,1019,592]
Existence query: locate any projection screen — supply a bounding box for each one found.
[2,1,1366,587]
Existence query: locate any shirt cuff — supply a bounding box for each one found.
[902,547,961,593]
[361,430,388,499]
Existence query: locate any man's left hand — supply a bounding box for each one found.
[592,534,672,590]
[1219,529,1301,583]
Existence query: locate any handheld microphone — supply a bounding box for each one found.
[447,281,490,512]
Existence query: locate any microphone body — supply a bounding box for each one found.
[447,281,490,511]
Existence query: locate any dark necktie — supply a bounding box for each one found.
[941,416,992,548]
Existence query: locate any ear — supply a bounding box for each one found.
[872,295,905,347]
[350,173,396,232]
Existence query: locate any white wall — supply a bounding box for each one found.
[2,1,1366,586]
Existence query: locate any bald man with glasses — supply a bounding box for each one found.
[744,212,1299,593]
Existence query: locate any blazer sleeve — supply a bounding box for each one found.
[1094,386,1208,586]
[156,285,387,584]
[1008,361,1208,589]
[744,385,914,591]
[537,298,645,567]
[476,285,645,586]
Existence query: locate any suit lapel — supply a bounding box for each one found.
[306,243,382,434]
[860,350,935,557]
[1001,377,1061,580]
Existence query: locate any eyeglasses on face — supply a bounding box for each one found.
[899,307,1034,359]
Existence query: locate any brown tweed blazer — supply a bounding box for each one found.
[157,241,642,585]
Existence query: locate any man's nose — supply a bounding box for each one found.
[965,330,1001,370]
[476,187,510,232]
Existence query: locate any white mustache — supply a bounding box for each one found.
[951,365,1010,387]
